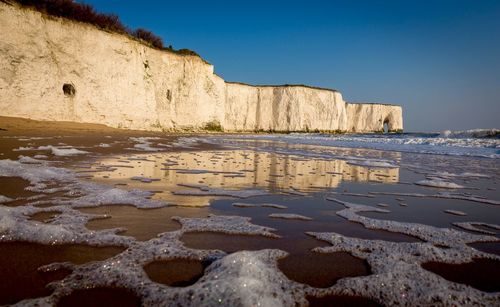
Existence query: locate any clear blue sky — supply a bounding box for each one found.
[82,0,499,132]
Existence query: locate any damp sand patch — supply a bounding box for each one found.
[57,287,141,307]
[79,205,210,241]
[278,251,370,288]
[0,242,125,305]
[144,258,210,287]
[421,258,500,292]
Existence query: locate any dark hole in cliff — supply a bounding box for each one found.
[63,83,76,97]
[143,258,210,287]
[421,258,500,292]
[383,120,389,133]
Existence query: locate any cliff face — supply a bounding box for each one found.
[0,2,403,133]
[346,103,403,133]
[224,83,348,131]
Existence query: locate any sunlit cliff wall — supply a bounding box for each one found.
[0,2,403,133]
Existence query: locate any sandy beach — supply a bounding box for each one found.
[0,116,499,306]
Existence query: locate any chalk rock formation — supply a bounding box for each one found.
[0,2,403,133]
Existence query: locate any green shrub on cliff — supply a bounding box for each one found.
[203,121,223,132]
[13,0,128,33]
[133,28,164,50]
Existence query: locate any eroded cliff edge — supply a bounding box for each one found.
[0,2,403,133]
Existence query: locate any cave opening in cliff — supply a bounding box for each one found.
[383,119,389,133]
[63,83,76,97]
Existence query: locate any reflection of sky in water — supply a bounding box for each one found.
[83,150,399,207]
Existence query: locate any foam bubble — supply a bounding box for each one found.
[17,155,45,164]
[0,195,13,204]
[439,129,499,138]
[233,203,258,208]
[128,137,163,151]
[130,176,160,183]
[13,146,35,151]
[326,197,497,245]
[453,222,500,235]
[444,210,467,216]
[307,197,500,305]
[268,213,312,221]
[369,191,500,205]
[174,184,269,199]
[415,179,464,189]
[38,145,88,156]
[347,160,398,168]
[173,214,279,238]
[198,133,500,158]
[0,158,169,209]
[0,205,131,246]
[261,204,287,209]
[233,203,287,209]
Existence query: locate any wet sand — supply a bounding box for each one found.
[0,242,124,305]
[0,116,499,306]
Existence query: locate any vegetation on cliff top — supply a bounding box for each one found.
[7,0,201,57]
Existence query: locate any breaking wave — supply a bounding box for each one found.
[200,129,500,159]
[439,129,499,139]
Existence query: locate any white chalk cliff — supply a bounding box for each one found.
[0,2,403,132]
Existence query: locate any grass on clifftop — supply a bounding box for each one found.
[6,0,201,58]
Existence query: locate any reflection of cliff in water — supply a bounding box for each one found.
[86,150,399,206]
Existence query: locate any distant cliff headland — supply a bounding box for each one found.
[0,0,403,133]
